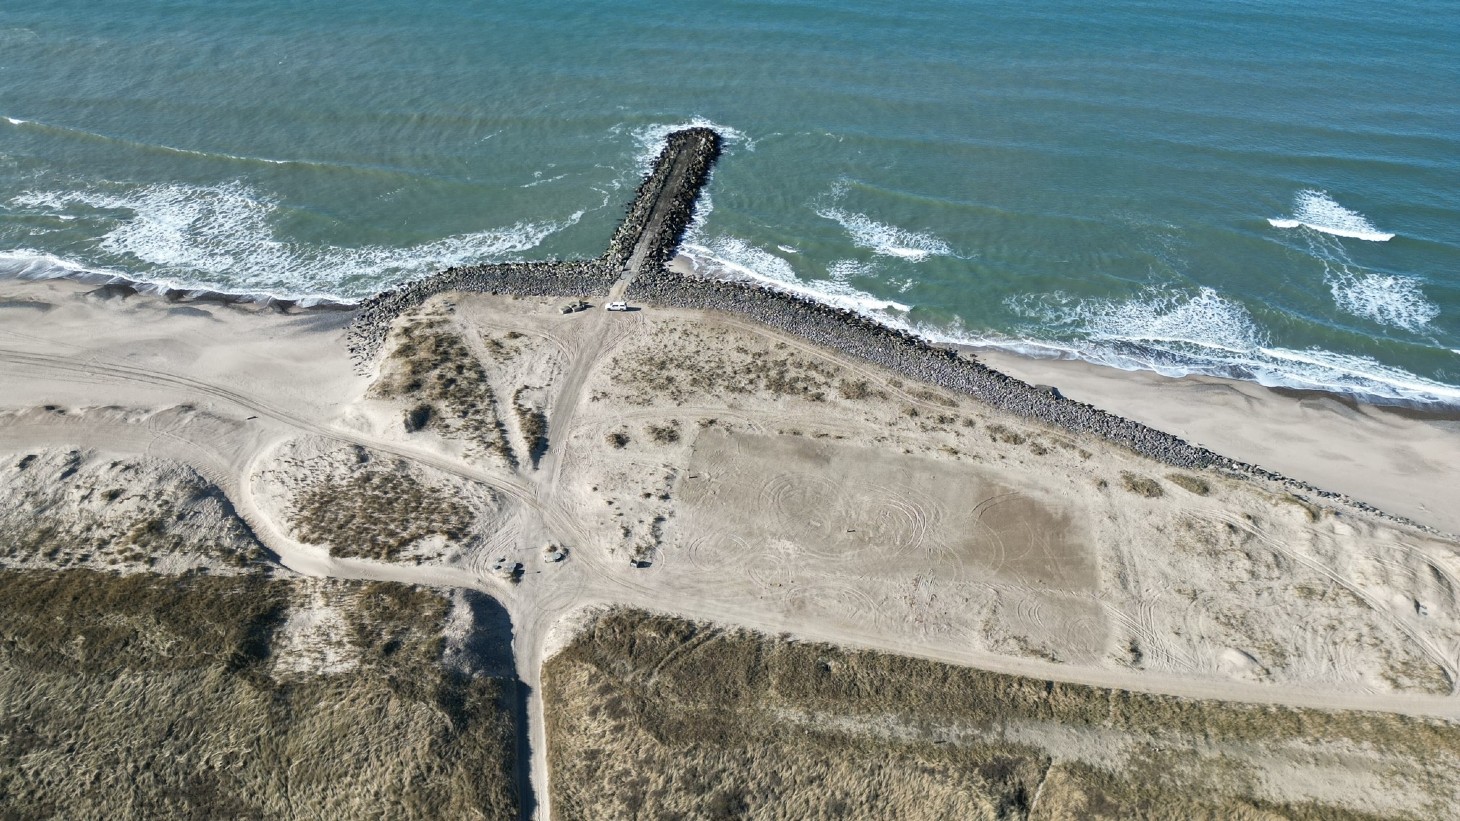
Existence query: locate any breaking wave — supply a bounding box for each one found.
[1282,223,1439,332]
[679,235,911,315]
[814,181,956,262]
[1328,269,1439,333]
[7,181,585,301]
[1268,190,1394,241]
[1003,287,1460,406]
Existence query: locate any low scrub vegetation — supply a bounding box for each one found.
[512,386,549,468]
[986,423,1027,446]
[610,328,841,405]
[646,423,681,445]
[1167,473,1211,496]
[375,318,515,465]
[292,470,475,561]
[1121,471,1164,498]
[0,451,264,571]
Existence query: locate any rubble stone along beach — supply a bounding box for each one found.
[341,127,1431,534]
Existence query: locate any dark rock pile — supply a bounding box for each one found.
[346,259,615,365]
[604,128,722,271]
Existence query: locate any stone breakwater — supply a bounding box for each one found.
[346,127,723,366]
[339,125,1433,535]
[345,259,615,364]
[611,128,722,273]
[626,268,1430,532]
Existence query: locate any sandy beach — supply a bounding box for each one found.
[973,348,1460,536]
[6,268,1460,815]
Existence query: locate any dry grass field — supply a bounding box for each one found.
[545,608,1460,820]
[0,567,521,820]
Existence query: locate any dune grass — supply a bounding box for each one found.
[376,317,516,465]
[0,569,518,819]
[291,469,475,561]
[544,608,1460,820]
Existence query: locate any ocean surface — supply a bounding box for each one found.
[3,0,1457,405]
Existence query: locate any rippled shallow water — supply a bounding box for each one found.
[1,0,1457,405]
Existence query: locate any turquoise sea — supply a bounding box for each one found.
[2,0,1457,405]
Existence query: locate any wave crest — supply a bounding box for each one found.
[1004,287,1459,405]
[1280,224,1439,332]
[1268,190,1394,241]
[680,237,911,314]
[814,181,956,262]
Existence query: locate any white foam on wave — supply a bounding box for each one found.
[1285,224,1439,332]
[521,170,570,189]
[1002,286,1460,406]
[814,182,955,262]
[1010,287,1264,355]
[0,249,130,281]
[622,117,752,176]
[1329,270,1439,331]
[9,181,586,301]
[1268,190,1394,241]
[680,236,911,315]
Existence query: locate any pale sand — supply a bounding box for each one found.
[975,349,1460,535]
[5,274,1460,817]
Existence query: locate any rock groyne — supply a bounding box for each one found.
[347,127,722,366]
[608,127,722,273]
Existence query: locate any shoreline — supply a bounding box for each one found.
[3,127,1454,536]
[10,259,1459,419]
[972,348,1460,534]
[10,259,1460,419]
[4,264,1457,535]
[665,253,1460,417]
[623,262,1456,536]
[0,267,357,313]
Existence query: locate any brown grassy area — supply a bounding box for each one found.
[291,469,475,561]
[1168,473,1212,496]
[544,609,1459,820]
[375,317,515,465]
[0,569,517,819]
[1121,471,1164,498]
[646,422,681,445]
[610,326,841,405]
[512,386,549,467]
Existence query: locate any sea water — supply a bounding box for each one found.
[2,0,1457,405]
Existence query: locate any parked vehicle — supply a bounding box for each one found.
[606,301,629,312]
[560,300,589,314]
